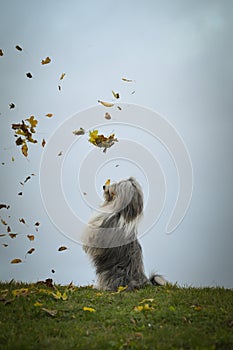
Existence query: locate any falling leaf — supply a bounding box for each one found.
[105,112,111,120]
[12,288,28,297]
[9,233,18,239]
[41,56,51,65]
[83,307,96,313]
[73,127,85,135]
[83,192,87,196]
[2,244,8,247]
[11,258,22,264]
[26,72,33,78]
[19,218,26,224]
[21,143,28,157]
[27,234,35,241]
[0,49,3,56]
[117,106,122,111]
[45,113,53,118]
[0,204,10,210]
[26,116,38,130]
[42,308,57,317]
[0,234,6,237]
[34,301,43,307]
[88,129,118,153]
[0,218,7,226]
[122,77,133,82]
[51,269,55,274]
[57,151,63,156]
[131,90,136,94]
[97,100,114,107]
[9,103,15,109]
[105,179,111,186]
[35,222,40,226]
[112,90,120,99]
[12,156,15,162]
[58,85,61,91]
[18,192,23,196]
[42,139,46,148]
[58,246,68,252]
[7,226,11,233]
[24,176,31,183]
[115,164,119,167]
[26,248,35,255]
[15,45,23,51]
[59,73,66,80]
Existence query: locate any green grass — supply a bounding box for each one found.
[0,282,233,350]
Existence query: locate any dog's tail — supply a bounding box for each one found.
[150,274,167,286]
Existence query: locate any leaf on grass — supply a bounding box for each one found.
[15,45,23,51]
[139,298,154,304]
[26,72,33,78]
[134,304,154,312]
[0,49,3,56]
[26,248,35,256]
[51,291,68,301]
[112,91,120,99]
[83,307,96,313]
[0,204,10,210]
[42,308,57,317]
[117,285,128,293]
[88,130,118,153]
[97,100,114,107]
[105,112,111,120]
[9,234,18,239]
[58,246,68,252]
[11,258,22,264]
[45,113,53,118]
[122,77,133,82]
[34,301,43,307]
[27,234,35,241]
[41,56,51,65]
[42,139,46,147]
[12,288,28,297]
[59,73,66,80]
[9,103,15,109]
[73,127,85,135]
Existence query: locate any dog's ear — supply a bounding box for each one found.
[114,179,143,221]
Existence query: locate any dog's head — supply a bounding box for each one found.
[102,177,143,221]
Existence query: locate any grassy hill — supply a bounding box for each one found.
[0,281,232,350]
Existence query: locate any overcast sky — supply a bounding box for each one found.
[0,0,233,288]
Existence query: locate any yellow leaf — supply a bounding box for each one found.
[97,100,114,107]
[41,56,51,65]
[88,130,99,145]
[112,90,120,99]
[34,301,43,307]
[139,298,154,304]
[105,179,111,186]
[83,307,96,313]
[21,143,28,157]
[52,291,62,300]
[59,73,66,80]
[12,288,28,297]
[61,292,68,301]
[95,292,103,296]
[46,113,53,118]
[11,258,22,264]
[26,116,38,128]
[134,305,143,312]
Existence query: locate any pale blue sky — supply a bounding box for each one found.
[0,0,233,287]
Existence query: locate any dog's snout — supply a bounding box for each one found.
[103,185,106,190]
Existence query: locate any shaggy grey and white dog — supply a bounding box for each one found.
[82,177,166,291]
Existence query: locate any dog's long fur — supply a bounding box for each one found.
[82,177,166,291]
